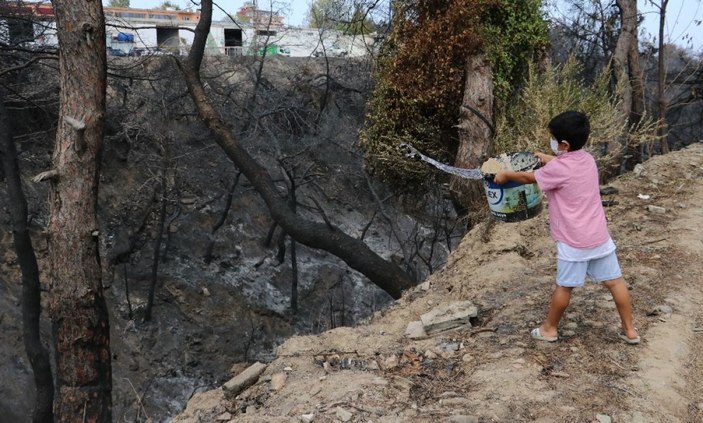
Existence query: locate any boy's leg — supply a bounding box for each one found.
[539,286,573,337]
[603,277,638,339]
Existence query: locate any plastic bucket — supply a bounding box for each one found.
[483,178,543,222]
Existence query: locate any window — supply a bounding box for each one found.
[8,18,34,44]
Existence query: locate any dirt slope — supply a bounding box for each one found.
[173,143,703,423]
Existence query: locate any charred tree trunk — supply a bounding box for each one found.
[656,0,670,154]
[204,174,240,264]
[0,97,54,422]
[450,54,493,211]
[48,0,112,420]
[176,0,413,299]
[145,170,168,322]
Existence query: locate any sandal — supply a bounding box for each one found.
[618,329,641,345]
[530,327,558,342]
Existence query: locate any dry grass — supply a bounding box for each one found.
[493,57,658,175]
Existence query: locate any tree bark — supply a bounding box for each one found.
[48,0,112,420]
[176,0,413,299]
[450,54,493,211]
[656,0,670,154]
[0,96,54,423]
[613,0,645,166]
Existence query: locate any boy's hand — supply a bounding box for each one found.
[534,152,554,165]
[494,170,509,185]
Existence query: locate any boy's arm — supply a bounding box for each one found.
[534,152,555,164]
[494,170,537,185]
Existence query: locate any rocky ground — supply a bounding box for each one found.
[173,143,703,423]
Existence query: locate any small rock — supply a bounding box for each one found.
[404,321,427,339]
[424,350,438,359]
[180,197,197,205]
[633,164,644,176]
[335,407,353,422]
[223,362,267,398]
[562,330,576,337]
[382,355,399,370]
[646,204,666,214]
[283,366,293,372]
[270,372,287,391]
[595,414,611,423]
[564,322,578,330]
[300,413,315,423]
[677,203,688,208]
[202,287,211,296]
[550,371,570,378]
[439,342,460,353]
[245,405,256,414]
[600,186,619,195]
[420,301,477,334]
[216,412,232,421]
[648,304,673,316]
[461,354,473,363]
[419,281,431,291]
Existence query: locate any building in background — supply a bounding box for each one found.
[234,1,285,29]
[0,2,376,58]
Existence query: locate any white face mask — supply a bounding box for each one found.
[550,137,560,155]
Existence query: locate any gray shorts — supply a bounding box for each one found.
[556,250,622,287]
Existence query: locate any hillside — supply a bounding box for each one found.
[174,143,703,423]
[0,57,464,421]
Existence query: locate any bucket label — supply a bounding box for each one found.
[483,179,542,222]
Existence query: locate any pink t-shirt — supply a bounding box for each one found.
[534,149,609,248]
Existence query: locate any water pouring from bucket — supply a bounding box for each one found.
[400,144,543,222]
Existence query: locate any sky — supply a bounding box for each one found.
[124,0,703,50]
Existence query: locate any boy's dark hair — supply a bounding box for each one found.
[548,111,590,151]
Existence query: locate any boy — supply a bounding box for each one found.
[494,111,639,344]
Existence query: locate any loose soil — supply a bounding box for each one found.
[174,143,703,423]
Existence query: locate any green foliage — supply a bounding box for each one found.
[108,0,130,8]
[479,0,549,105]
[361,80,452,186]
[361,0,549,187]
[307,0,374,34]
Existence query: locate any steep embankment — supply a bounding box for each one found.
[174,143,703,423]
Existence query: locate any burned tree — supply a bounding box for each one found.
[176,0,413,299]
[47,0,112,420]
[0,95,54,422]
